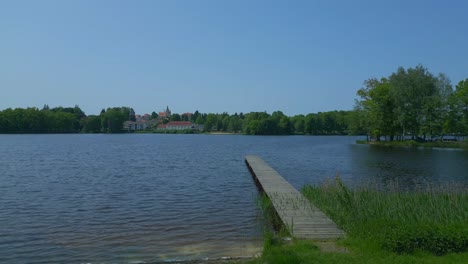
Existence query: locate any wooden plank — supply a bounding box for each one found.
[245,155,344,240]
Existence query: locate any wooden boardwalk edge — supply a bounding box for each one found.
[245,155,344,240]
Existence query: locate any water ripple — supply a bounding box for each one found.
[1,134,466,262]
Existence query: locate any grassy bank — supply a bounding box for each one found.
[356,139,468,149]
[250,178,467,263]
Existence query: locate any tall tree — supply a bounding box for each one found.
[356,78,398,140]
[204,114,217,132]
[291,115,305,134]
[81,115,101,133]
[389,65,438,139]
[451,79,468,135]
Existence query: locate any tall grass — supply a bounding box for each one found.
[302,177,468,255]
[256,193,290,237]
[356,139,468,149]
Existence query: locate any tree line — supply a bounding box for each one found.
[1,65,466,136]
[0,105,354,135]
[0,106,135,134]
[354,65,467,141]
[188,110,352,135]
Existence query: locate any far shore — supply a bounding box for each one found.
[206,132,240,135]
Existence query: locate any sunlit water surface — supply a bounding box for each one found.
[1,134,466,263]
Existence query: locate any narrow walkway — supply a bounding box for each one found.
[245,156,344,240]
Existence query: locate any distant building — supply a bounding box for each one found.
[136,114,150,122]
[157,121,203,131]
[123,121,147,131]
[158,106,171,121]
[123,119,158,131]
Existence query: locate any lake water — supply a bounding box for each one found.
[1,134,467,263]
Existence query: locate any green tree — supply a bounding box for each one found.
[192,110,200,123]
[389,65,438,139]
[170,113,181,121]
[348,108,367,136]
[100,107,131,133]
[45,111,76,133]
[228,115,242,132]
[204,114,217,132]
[356,78,398,140]
[278,116,292,134]
[304,113,317,134]
[81,115,101,133]
[450,79,468,135]
[222,115,230,131]
[195,115,204,125]
[291,115,305,134]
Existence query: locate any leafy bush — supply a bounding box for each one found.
[383,224,467,255]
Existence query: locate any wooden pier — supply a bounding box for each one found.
[245,156,344,240]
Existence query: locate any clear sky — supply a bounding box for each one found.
[1,0,467,116]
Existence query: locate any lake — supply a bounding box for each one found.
[0,134,467,263]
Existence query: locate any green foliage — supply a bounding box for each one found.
[0,107,357,135]
[291,114,305,134]
[252,180,467,264]
[356,78,398,139]
[204,113,217,132]
[81,115,101,133]
[170,113,181,121]
[302,178,468,256]
[0,105,141,134]
[382,224,467,255]
[100,107,132,133]
[389,66,439,136]
[449,79,468,134]
[250,237,468,264]
[257,194,290,236]
[354,65,466,140]
[261,240,302,264]
[0,107,82,133]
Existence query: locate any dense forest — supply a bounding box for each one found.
[185,110,353,135]
[0,65,466,137]
[0,106,136,134]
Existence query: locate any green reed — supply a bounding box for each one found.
[302,177,468,255]
[256,193,291,237]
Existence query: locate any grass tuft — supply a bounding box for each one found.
[302,178,468,256]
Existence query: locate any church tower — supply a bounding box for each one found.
[165,106,171,117]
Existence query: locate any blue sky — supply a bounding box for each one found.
[1,0,467,116]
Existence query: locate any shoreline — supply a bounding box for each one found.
[356,139,468,149]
